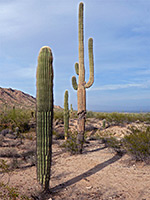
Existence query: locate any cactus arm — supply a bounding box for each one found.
[72,76,78,90]
[85,38,94,88]
[75,62,79,75]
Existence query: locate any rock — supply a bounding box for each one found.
[53,119,63,127]
[53,126,64,140]
[53,133,64,140]
[5,134,16,139]
[1,129,13,136]
[86,186,92,190]
[3,139,22,147]
[85,124,98,132]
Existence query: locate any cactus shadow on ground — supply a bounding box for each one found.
[35,153,122,200]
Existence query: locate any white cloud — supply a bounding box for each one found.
[91,82,149,91]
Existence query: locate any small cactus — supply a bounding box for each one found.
[102,119,106,128]
[70,104,73,114]
[72,2,94,153]
[64,90,69,140]
[36,46,54,190]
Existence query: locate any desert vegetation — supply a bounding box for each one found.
[0,107,150,199]
[1,1,150,200]
[0,108,31,133]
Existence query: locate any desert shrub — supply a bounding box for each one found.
[0,159,9,173]
[62,131,78,154]
[70,110,78,119]
[104,137,124,155]
[23,133,33,140]
[124,126,150,162]
[53,130,64,140]
[95,112,150,124]
[54,111,64,121]
[0,182,31,200]
[0,109,31,133]
[9,158,21,170]
[86,111,95,118]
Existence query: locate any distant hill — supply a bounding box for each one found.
[0,87,62,111]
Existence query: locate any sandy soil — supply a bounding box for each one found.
[1,137,150,200]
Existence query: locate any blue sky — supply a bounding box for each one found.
[1,0,150,112]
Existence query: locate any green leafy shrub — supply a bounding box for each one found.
[124,126,150,162]
[86,111,95,118]
[104,137,124,155]
[95,112,150,124]
[0,182,31,200]
[53,130,64,140]
[54,111,64,121]
[61,131,78,154]
[0,109,31,133]
[0,159,9,173]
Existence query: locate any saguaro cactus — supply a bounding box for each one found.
[64,90,69,140]
[70,104,73,114]
[72,2,94,153]
[36,46,54,190]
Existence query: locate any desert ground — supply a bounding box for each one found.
[0,118,150,200]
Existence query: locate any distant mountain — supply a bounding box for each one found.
[0,87,62,111]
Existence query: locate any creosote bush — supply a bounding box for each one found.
[0,159,9,173]
[124,126,150,163]
[100,126,150,163]
[95,112,150,124]
[104,137,124,155]
[86,111,95,118]
[0,109,31,133]
[62,131,78,154]
[54,111,64,121]
[0,182,31,200]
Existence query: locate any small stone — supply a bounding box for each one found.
[86,186,92,190]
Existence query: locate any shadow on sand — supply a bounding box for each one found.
[51,153,122,192]
[35,152,123,199]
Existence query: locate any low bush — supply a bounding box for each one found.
[0,109,31,133]
[95,112,150,124]
[104,137,124,155]
[124,126,150,162]
[0,159,9,173]
[54,111,64,121]
[86,111,95,118]
[61,131,78,154]
[0,182,31,200]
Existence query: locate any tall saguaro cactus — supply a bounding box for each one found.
[72,2,94,153]
[64,90,69,140]
[36,46,54,190]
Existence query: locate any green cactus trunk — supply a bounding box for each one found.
[70,104,73,114]
[72,2,94,154]
[64,90,69,140]
[36,46,54,190]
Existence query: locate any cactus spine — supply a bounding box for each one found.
[64,90,69,140]
[36,46,54,190]
[72,2,94,153]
